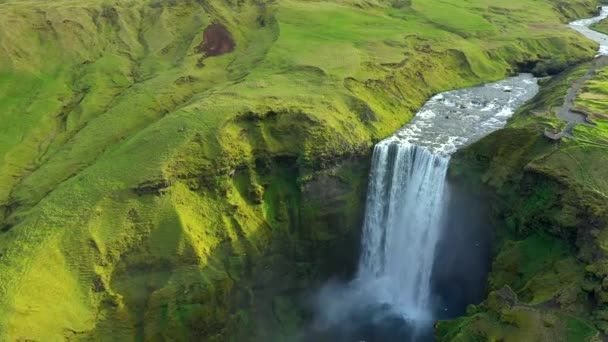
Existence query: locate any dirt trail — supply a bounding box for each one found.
[545,7,608,145]
[546,56,608,143]
[558,55,608,125]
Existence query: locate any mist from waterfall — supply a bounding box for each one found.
[309,142,451,341]
[308,74,539,341]
[358,142,449,323]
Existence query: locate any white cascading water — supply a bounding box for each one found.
[358,142,449,322]
[351,73,539,329]
[313,75,538,340]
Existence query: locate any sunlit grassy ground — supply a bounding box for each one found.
[0,0,601,340]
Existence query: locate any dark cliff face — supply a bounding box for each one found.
[218,153,372,341]
[431,181,494,320]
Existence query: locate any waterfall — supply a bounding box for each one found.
[311,74,539,341]
[357,141,449,323]
[348,74,539,326]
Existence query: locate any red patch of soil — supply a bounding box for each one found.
[197,23,235,57]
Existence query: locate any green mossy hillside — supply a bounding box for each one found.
[591,16,608,34]
[440,59,608,341]
[0,0,602,340]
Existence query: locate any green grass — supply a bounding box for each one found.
[490,234,584,306]
[591,16,608,34]
[0,0,602,340]
[437,308,599,342]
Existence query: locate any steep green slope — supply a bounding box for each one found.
[0,0,601,340]
[439,59,608,341]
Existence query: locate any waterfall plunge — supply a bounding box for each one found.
[357,142,449,324]
[349,74,539,327]
[311,75,539,341]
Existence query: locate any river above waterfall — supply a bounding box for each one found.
[387,74,538,155]
[569,6,608,55]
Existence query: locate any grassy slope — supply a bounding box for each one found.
[440,59,608,341]
[0,0,601,340]
[591,16,608,34]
